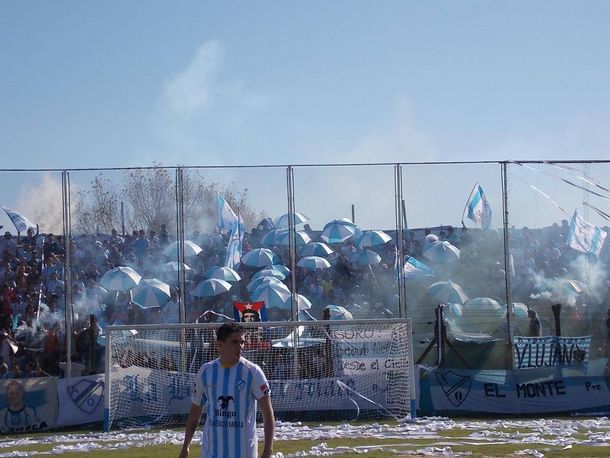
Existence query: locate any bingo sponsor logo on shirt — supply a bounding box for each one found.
[212,395,243,428]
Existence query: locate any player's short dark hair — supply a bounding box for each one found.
[216,322,244,342]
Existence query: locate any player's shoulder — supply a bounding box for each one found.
[239,357,264,373]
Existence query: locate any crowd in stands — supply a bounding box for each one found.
[1,214,608,380]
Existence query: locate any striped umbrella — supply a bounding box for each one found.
[276,230,312,247]
[260,229,288,246]
[207,266,241,282]
[299,242,334,257]
[275,212,310,229]
[283,294,313,311]
[251,283,291,309]
[350,249,382,266]
[130,278,171,309]
[423,241,460,263]
[100,266,142,291]
[191,278,232,298]
[163,240,203,259]
[270,265,290,276]
[427,280,469,304]
[357,230,392,248]
[251,268,286,282]
[241,248,280,268]
[297,256,331,271]
[321,219,358,244]
[324,304,353,320]
[163,261,193,272]
[246,276,283,292]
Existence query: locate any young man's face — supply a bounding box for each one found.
[218,332,245,365]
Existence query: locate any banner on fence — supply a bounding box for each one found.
[0,378,57,433]
[513,336,591,369]
[57,375,105,427]
[428,365,610,414]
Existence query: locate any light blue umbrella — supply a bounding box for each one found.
[207,266,241,282]
[251,283,291,309]
[403,257,435,278]
[350,249,382,266]
[427,280,469,304]
[276,230,311,247]
[100,266,142,291]
[191,278,232,298]
[283,294,313,311]
[270,265,290,276]
[321,219,358,244]
[357,230,392,248]
[163,261,193,273]
[247,276,283,292]
[260,229,288,246]
[130,278,171,309]
[423,241,460,263]
[299,242,334,257]
[297,256,331,271]
[251,268,286,282]
[242,248,280,268]
[163,240,203,259]
[508,302,529,318]
[275,212,310,229]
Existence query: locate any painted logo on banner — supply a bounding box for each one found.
[435,370,471,407]
[513,336,591,369]
[67,379,104,414]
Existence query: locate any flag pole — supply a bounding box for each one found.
[461,182,479,228]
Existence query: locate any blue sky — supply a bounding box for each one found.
[1,1,610,231]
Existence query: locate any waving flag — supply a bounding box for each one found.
[568,210,607,257]
[463,183,492,229]
[403,256,435,278]
[2,205,36,234]
[225,214,244,270]
[217,195,238,233]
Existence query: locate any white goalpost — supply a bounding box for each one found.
[103,319,416,431]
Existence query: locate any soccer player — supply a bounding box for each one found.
[179,322,275,458]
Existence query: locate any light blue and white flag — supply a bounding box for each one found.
[567,210,607,257]
[225,214,244,269]
[216,195,238,233]
[2,205,36,234]
[403,256,435,278]
[463,183,493,229]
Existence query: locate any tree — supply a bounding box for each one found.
[74,174,120,235]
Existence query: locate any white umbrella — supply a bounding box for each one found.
[299,242,334,257]
[464,297,502,312]
[321,219,358,244]
[163,240,203,259]
[242,248,281,268]
[357,230,392,248]
[191,278,232,298]
[247,276,283,292]
[276,230,311,247]
[130,278,171,309]
[350,249,382,266]
[275,212,310,229]
[100,266,142,291]
[163,261,193,272]
[207,266,241,282]
[283,294,312,311]
[427,280,469,304]
[297,256,332,271]
[423,241,460,263]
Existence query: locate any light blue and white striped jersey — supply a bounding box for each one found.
[192,357,270,458]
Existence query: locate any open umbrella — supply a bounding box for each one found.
[163,261,193,272]
[163,240,203,259]
[350,249,382,266]
[403,256,435,278]
[276,230,311,247]
[321,219,358,244]
[275,212,310,229]
[464,297,502,312]
[423,241,460,263]
[508,302,530,318]
[191,278,232,298]
[260,229,288,246]
[251,283,291,309]
[324,304,353,320]
[251,269,286,282]
[242,248,280,268]
[297,256,331,271]
[247,276,283,292]
[299,242,334,257]
[207,266,241,282]
[100,266,142,291]
[283,294,313,311]
[130,278,171,309]
[357,230,392,248]
[270,265,291,276]
[427,280,469,304]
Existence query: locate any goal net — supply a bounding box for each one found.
[104,319,415,431]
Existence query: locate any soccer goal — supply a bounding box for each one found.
[103,319,416,431]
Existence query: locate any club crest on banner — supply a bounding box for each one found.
[67,379,104,414]
[435,370,471,407]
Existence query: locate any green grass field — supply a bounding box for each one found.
[2,418,610,457]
